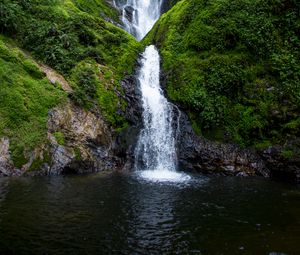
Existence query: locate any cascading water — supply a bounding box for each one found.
[135,45,190,182]
[134,45,175,171]
[114,0,190,181]
[117,0,162,41]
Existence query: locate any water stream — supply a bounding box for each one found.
[134,46,189,182]
[116,0,162,41]
[114,0,189,181]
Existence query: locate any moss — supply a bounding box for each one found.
[74,147,81,161]
[28,157,44,172]
[281,150,294,159]
[254,140,272,150]
[0,0,141,77]
[114,121,129,134]
[43,150,51,164]
[72,0,119,22]
[146,0,300,147]
[10,144,27,168]
[1,0,142,134]
[53,132,65,146]
[22,59,45,79]
[284,118,300,133]
[189,113,202,136]
[28,150,51,172]
[70,59,128,128]
[0,37,67,167]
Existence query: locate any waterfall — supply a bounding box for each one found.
[118,0,162,41]
[134,45,176,172]
[113,1,190,181]
[135,45,190,182]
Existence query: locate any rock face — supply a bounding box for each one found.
[0,56,299,182]
[0,138,20,177]
[160,0,179,14]
[46,102,124,175]
[260,146,300,182]
[117,57,300,182]
[173,104,300,182]
[160,61,300,181]
[38,64,73,93]
[175,112,270,177]
[0,101,126,177]
[174,108,300,182]
[124,6,134,23]
[118,72,143,170]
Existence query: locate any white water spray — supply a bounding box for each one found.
[118,0,162,41]
[114,1,190,181]
[135,46,190,182]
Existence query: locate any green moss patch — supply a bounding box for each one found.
[70,59,128,129]
[0,0,142,133]
[0,37,66,167]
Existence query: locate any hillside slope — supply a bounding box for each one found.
[0,0,141,174]
[0,36,67,170]
[146,0,300,156]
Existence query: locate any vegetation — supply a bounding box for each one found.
[53,132,65,146]
[0,0,141,125]
[0,36,66,167]
[0,0,141,167]
[146,0,300,148]
[70,59,128,129]
[1,0,299,170]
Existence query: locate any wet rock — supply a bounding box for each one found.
[118,71,143,170]
[48,144,74,175]
[259,146,300,183]
[124,6,135,23]
[113,0,127,9]
[0,69,141,176]
[0,138,19,176]
[119,60,270,178]
[160,0,180,14]
[46,101,123,175]
[172,105,299,182]
[176,111,270,177]
[120,73,142,125]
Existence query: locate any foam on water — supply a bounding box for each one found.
[138,169,191,183]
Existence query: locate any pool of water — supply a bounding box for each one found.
[0,172,299,254]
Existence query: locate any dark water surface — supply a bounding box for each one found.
[0,172,299,255]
